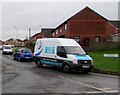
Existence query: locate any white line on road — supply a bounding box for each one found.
[58,75,118,93]
[72,90,119,94]
[85,90,119,93]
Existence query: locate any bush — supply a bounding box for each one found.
[12,48,19,54]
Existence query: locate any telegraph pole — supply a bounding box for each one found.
[29,28,31,40]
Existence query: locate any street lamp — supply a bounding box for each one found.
[14,26,17,46]
[14,26,17,39]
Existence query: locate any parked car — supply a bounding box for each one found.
[13,48,34,61]
[0,45,2,50]
[2,45,13,55]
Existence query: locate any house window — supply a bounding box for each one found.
[52,33,54,36]
[60,29,62,33]
[95,36,100,42]
[56,30,58,34]
[64,24,67,30]
[83,37,90,46]
[73,36,80,43]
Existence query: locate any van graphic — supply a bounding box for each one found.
[33,38,93,73]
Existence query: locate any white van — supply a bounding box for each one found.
[2,45,13,54]
[34,38,93,73]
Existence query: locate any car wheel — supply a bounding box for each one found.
[35,59,43,67]
[62,64,71,73]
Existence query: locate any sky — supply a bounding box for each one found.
[0,0,119,41]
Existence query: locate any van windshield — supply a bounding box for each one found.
[63,46,86,55]
[4,46,11,49]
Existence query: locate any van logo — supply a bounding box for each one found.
[84,61,87,63]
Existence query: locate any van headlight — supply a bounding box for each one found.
[73,59,78,64]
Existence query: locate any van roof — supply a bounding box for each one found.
[37,38,80,46]
[3,45,12,47]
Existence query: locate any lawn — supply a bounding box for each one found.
[88,49,119,74]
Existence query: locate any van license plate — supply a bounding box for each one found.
[83,66,89,68]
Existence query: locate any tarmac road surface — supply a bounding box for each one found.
[1,52,119,95]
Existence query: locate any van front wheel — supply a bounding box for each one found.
[62,64,71,73]
[35,60,43,67]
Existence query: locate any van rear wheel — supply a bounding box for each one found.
[62,64,71,73]
[35,60,43,67]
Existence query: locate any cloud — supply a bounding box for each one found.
[1,2,118,41]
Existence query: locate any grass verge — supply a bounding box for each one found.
[88,49,119,75]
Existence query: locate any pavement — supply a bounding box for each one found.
[0,50,2,94]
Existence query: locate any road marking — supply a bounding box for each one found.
[71,90,119,94]
[58,75,118,93]
[85,90,119,93]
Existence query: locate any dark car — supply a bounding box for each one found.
[13,48,34,61]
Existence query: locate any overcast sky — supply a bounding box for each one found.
[0,1,119,41]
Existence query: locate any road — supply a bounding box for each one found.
[1,51,119,95]
[0,51,2,95]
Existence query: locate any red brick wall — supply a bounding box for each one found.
[68,20,109,44]
[52,7,117,46]
[53,24,68,38]
[71,7,105,21]
[105,22,117,40]
[68,20,106,36]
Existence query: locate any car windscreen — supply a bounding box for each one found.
[22,49,32,53]
[4,46,12,49]
[63,46,86,55]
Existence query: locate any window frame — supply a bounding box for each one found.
[64,24,67,30]
[95,36,100,42]
[57,46,67,58]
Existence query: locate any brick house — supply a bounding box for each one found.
[111,33,120,42]
[30,33,43,43]
[29,28,53,43]
[4,38,24,46]
[0,40,3,45]
[110,21,120,33]
[16,39,24,46]
[25,28,53,47]
[110,21,120,42]
[4,38,16,45]
[51,6,118,46]
[0,40,3,49]
[41,28,54,38]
